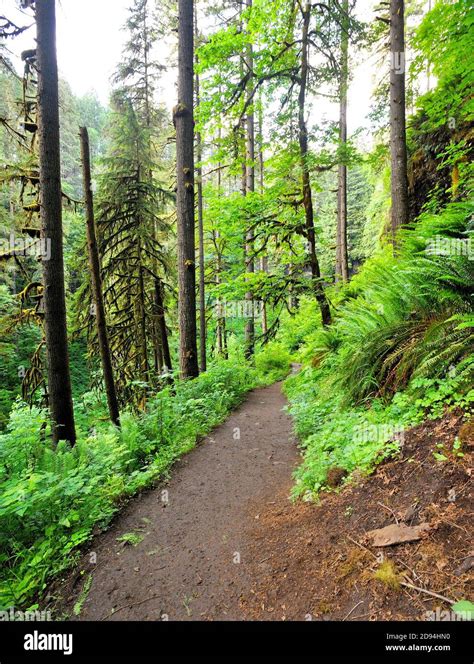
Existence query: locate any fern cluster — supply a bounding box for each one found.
[0,360,260,610]
[314,202,473,405]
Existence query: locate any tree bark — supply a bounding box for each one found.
[244,0,255,361]
[215,131,227,359]
[257,100,268,334]
[137,252,150,383]
[142,0,168,377]
[154,277,173,373]
[215,239,224,357]
[336,0,349,283]
[139,1,173,381]
[175,0,199,378]
[298,3,332,326]
[80,127,120,428]
[389,0,409,236]
[36,0,76,445]
[195,6,206,374]
[154,328,164,373]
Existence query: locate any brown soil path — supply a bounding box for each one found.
[55,382,299,621]
[240,411,473,622]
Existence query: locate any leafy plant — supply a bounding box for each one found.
[0,359,261,610]
[255,342,292,383]
[116,532,144,547]
[73,574,92,617]
[452,600,474,621]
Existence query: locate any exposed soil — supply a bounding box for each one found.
[50,384,473,623]
[240,410,473,621]
[51,382,300,621]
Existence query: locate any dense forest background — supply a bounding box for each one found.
[0,0,472,611]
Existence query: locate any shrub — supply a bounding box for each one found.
[284,362,473,500]
[0,360,258,610]
[255,342,292,383]
[282,206,474,502]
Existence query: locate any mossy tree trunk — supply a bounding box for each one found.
[80,126,120,428]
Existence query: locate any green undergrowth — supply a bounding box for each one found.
[0,357,280,610]
[280,202,474,499]
[255,341,293,384]
[284,362,473,499]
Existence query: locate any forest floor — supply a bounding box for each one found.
[49,383,473,622]
[50,381,300,620]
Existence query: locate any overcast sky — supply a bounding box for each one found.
[1,0,131,101]
[0,0,413,138]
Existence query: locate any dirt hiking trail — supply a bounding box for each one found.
[53,382,300,621]
[52,384,472,623]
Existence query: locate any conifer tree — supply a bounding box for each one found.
[36,0,76,444]
[96,97,172,403]
[175,0,199,379]
[114,0,173,374]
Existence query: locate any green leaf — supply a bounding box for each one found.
[452,600,474,620]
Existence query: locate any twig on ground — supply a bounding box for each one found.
[100,594,162,621]
[259,556,272,563]
[400,581,454,605]
[346,535,377,560]
[396,558,421,583]
[343,600,364,621]
[377,502,399,524]
[441,519,468,534]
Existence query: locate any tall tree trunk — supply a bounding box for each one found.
[154,329,164,373]
[80,127,120,428]
[215,130,227,359]
[151,217,172,377]
[195,6,206,373]
[175,0,199,378]
[258,97,264,195]
[154,277,173,373]
[137,252,149,383]
[215,235,224,356]
[389,0,409,236]
[257,99,268,334]
[298,3,332,326]
[336,0,349,282]
[135,163,149,385]
[36,0,76,445]
[260,257,268,335]
[244,0,255,361]
[142,0,167,374]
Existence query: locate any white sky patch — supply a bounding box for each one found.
[55,0,129,102]
[1,0,427,143]
[1,0,130,102]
